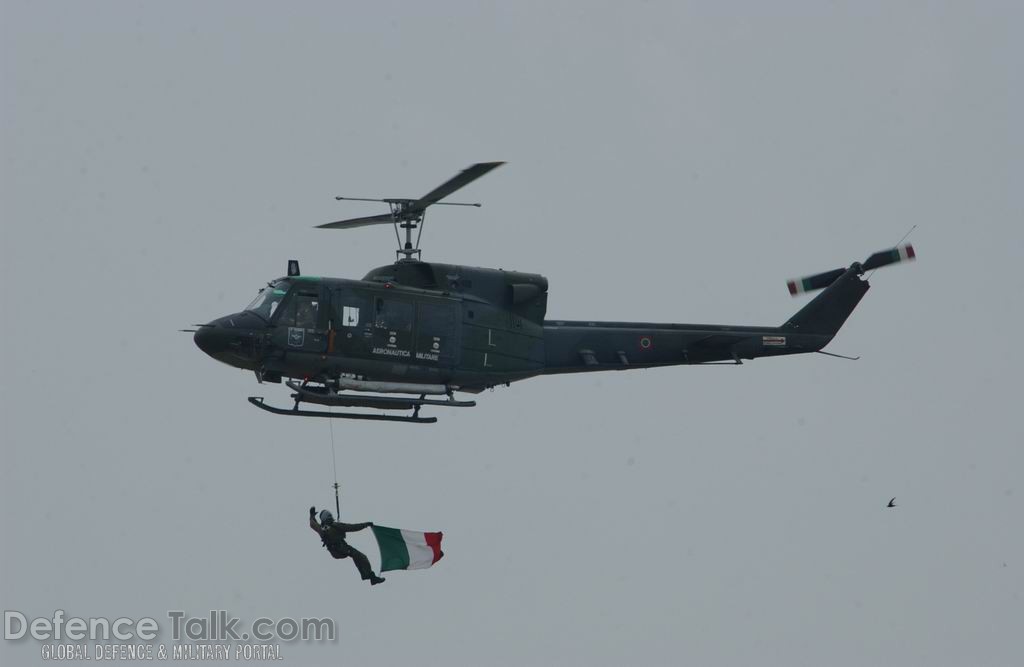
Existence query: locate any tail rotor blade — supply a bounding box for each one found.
[862,243,916,271]
[787,268,845,296]
[787,243,917,296]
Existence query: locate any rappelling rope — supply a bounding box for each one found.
[328,407,340,518]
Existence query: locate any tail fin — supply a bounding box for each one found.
[782,264,869,336]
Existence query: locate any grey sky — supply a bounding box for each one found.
[2,2,1022,665]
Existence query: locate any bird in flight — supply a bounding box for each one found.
[887,497,897,508]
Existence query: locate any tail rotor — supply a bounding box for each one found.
[787,243,916,297]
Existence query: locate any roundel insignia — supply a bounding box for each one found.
[639,336,653,350]
[388,335,396,344]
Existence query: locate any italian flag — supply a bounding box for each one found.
[371,525,444,572]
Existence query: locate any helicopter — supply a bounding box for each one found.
[190,162,916,423]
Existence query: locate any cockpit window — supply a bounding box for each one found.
[245,279,292,320]
[279,293,320,329]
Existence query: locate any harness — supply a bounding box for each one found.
[320,524,350,558]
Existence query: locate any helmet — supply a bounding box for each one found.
[319,510,335,525]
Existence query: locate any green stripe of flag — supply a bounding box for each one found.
[371,526,411,571]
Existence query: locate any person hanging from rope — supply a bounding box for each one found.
[309,506,385,586]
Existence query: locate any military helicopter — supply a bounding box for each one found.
[191,162,916,423]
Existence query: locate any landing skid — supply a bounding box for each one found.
[247,378,477,423]
[248,397,438,424]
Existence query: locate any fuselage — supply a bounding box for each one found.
[195,259,844,392]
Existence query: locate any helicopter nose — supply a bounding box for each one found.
[193,324,227,357]
[193,314,263,369]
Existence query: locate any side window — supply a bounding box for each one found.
[341,305,360,327]
[332,290,369,329]
[374,298,414,332]
[279,293,320,329]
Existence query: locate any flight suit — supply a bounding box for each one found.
[309,516,376,581]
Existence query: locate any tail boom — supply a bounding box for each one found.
[541,320,831,375]
[538,245,913,376]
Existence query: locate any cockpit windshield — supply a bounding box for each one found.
[244,279,292,320]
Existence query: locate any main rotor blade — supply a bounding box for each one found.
[317,213,395,230]
[411,161,505,211]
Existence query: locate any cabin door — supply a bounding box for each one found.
[415,300,459,367]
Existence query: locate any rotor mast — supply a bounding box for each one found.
[394,200,422,262]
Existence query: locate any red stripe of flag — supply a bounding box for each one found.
[425,531,444,564]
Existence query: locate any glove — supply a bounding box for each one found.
[309,506,316,518]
